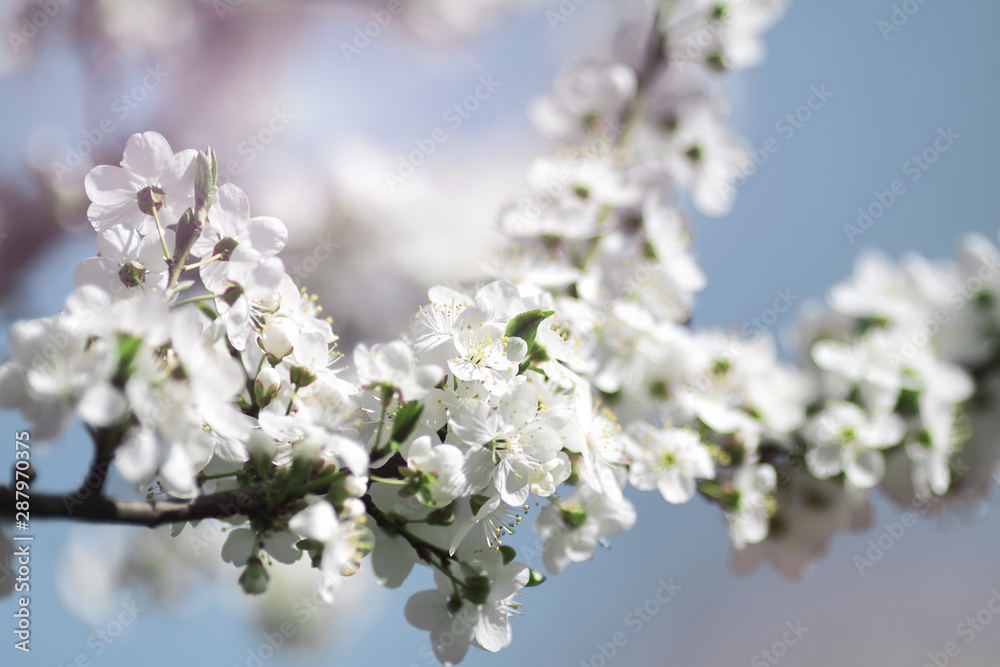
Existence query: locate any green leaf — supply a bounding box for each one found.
[389,402,424,450]
[505,309,554,349]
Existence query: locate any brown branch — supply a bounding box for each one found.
[0,484,269,528]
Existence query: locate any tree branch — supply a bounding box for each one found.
[0,484,269,528]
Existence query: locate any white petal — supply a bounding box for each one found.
[657,468,695,504]
[846,448,885,489]
[372,529,416,589]
[248,216,288,256]
[115,429,159,484]
[806,443,843,479]
[221,528,256,566]
[121,131,174,180]
[263,531,303,564]
[289,501,338,543]
[404,590,448,632]
[473,602,510,653]
[76,384,126,427]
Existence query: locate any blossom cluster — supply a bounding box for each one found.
[2,1,999,665]
[0,131,375,603]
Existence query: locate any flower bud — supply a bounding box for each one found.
[194,148,218,213]
[293,438,322,465]
[340,497,365,520]
[344,475,367,498]
[246,429,278,462]
[259,317,298,364]
[239,557,269,595]
[254,366,281,407]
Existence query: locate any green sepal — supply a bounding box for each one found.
[525,569,546,587]
[498,545,516,566]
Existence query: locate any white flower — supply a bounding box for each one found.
[271,276,337,344]
[529,62,636,142]
[354,341,443,401]
[288,500,373,602]
[448,301,526,397]
[73,225,172,297]
[501,157,643,239]
[672,332,766,438]
[631,199,706,319]
[112,306,248,497]
[657,102,748,217]
[419,379,490,431]
[404,435,468,506]
[826,250,952,331]
[726,462,776,549]
[936,234,1000,365]
[450,493,529,554]
[905,395,961,499]
[195,183,288,293]
[0,310,126,442]
[220,527,302,566]
[666,0,788,70]
[84,131,196,234]
[535,485,636,574]
[404,554,529,665]
[627,424,714,504]
[449,380,566,505]
[410,286,475,366]
[803,401,904,489]
[561,379,628,502]
[811,329,908,413]
[214,254,286,350]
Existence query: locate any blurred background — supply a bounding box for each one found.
[1,0,999,665]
